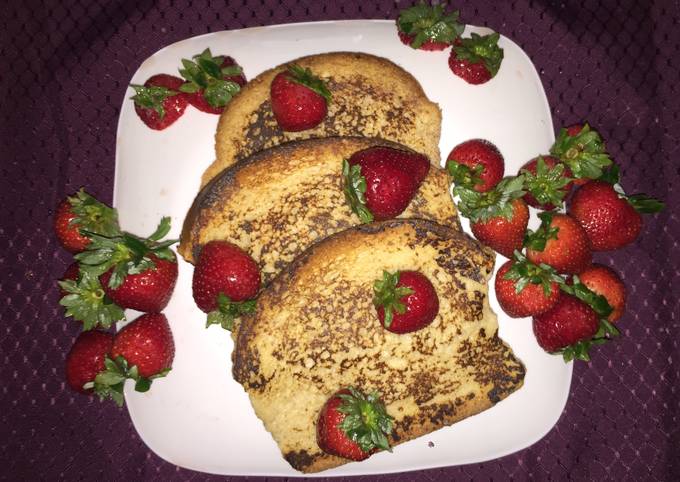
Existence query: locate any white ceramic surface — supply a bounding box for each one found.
[114,20,571,477]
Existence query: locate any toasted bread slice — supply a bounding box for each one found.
[179,137,460,284]
[203,51,441,187]
[232,219,525,473]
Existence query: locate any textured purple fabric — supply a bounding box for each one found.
[1,0,678,480]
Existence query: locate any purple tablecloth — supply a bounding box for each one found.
[2,0,678,480]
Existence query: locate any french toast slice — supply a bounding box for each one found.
[203,51,441,187]
[179,137,460,284]
[232,219,525,473]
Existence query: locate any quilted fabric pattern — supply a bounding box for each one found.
[1,0,678,480]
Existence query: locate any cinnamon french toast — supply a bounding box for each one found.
[203,51,441,187]
[232,219,525,473]
[179,137,460,283]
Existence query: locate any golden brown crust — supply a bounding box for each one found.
[232,219,525,473]
[205,51,441,187]
[178,137,460,284]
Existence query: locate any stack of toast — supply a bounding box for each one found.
[178,52,524,473]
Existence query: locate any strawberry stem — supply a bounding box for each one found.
[337,387,394,453]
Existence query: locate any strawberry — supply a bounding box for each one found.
[87,313,175,406]
[74,217,178,313]
[396,4,464,51]
[59,262,81,298]
[446,139,504,192]
[59,269,125,331]
[270,65,331,132]
[566,124,584,137]
[54,189,120,253]
[525,212,592,274]
[65,330,114,393]
[549,123,613,183]
[533,293,599,355]
[578,264,626,321]
[101,254,178,313]
[343,146,430,222]
[317,387,393,461]
[448,32,504,85]
[373,270,439,334]
[130,74,189,130]
[568,171,664,251]
[454,176,528,258]
[179,48,246,114]
[192,240,260,330]
[519,155,574,210]
[494,252,561,318]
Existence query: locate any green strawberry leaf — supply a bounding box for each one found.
[453,32,504,77]
[454,175,525,223]
[67,189,121,238]
[446,159,485,190]
[287,64,332,103]
[521,156,572,208]
[523,211,559,252]
[206,293,257,331]
[130,84,177,118]
[342,159,374,223]
[221,65,243,76]
[626,194,665,214]
[372,270,414,328]
[59,270,125,330]
[503,250,564,297]
[550,123,612,180]
[178,48,243,107]
[204,79,241,107]
[337,387,394,453]
[397,4,464,48]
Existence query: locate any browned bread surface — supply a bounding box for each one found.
[204,51,441,187]
[179,137,460,284]
[232,219,525,473]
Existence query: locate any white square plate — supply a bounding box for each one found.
[114,19,571,477]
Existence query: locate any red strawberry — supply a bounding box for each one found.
[131,74,188,130]
[192,241,261,330]
[179,49,246,115]
[578,264,626,321]
[396,4,464,50]
[549,123,612,183]
[448,32,504,85]
[343,146,430,222]
[65,330,114,393]
[494,254,561,318]
[101,254,178,313]
[519,155,574,210]
[59,262,81,298]
[373,270,439,334]
[568,178,664,251]
[111,313,175,379]
[270,65,331,132]
[532,292,599,355]
[525,213,592,274]
[54,189,120,253]
[75,217,178,313]
[316,387,393,461]
[446,139,505,192]
[457,175,528,258]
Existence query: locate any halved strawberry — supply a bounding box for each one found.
[270,65,331,132]
[373,270,439,334]
[179,48,246,114]
[448,33,504,85]
[396,4,464,50]
[54,189,120,253]
[131,74,189,130]
[317,387,393,461]
[343,146,429,222]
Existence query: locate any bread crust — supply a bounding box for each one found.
[205,51,442,187]
[232,219,525,473]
